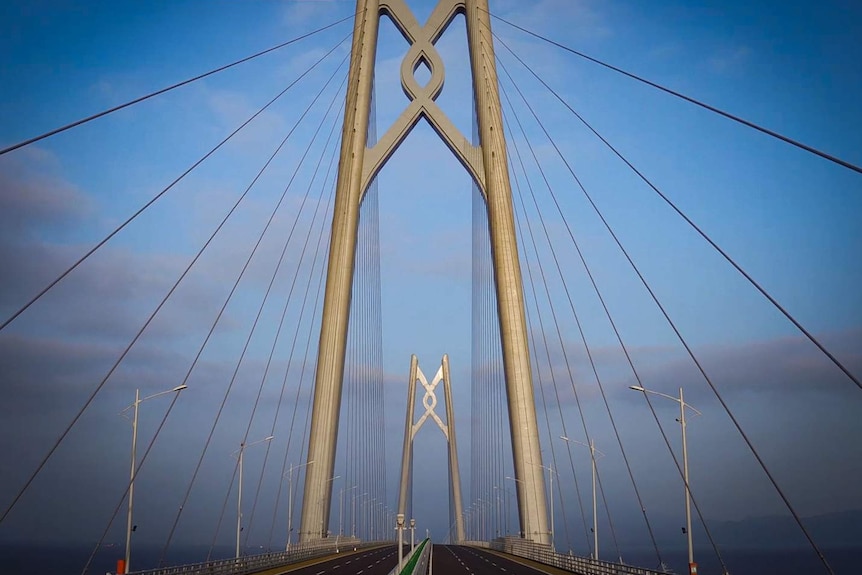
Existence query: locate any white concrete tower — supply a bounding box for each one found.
[300,0,550,545]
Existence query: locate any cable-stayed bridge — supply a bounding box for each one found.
[0,1,860,575]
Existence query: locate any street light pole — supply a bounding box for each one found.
[629,385,701,575]
[679,387,693,571]
[494,485,512,536]
[352,492,366,538]
[589,439,597,561]
[397,513,405,572]
[340,485,357,537]
[121,384,187,573]
[319,475,341,538]
[527,462,556,549]
[236,444,243,559]
[505,476,528,539]
[126,389,140,573]
[560,436,604,560]
[357,493,370,539]
[286,460,315,551]
[235,435,274,559]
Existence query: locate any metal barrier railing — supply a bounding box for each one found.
[128,538,388,575]
[472,537,669,575]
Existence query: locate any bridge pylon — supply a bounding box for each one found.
[397,354,466,542]
[300,0,550,544]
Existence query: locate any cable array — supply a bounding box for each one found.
[486,10,862,177]
[497,61,663,565]
[336,82,388,542]
[484,19,842,574]
[468,107,513,544]
[0,14,355,157]
[487,23,859,395]
[0,6,856,575]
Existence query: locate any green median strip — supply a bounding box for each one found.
[398,539,429,575]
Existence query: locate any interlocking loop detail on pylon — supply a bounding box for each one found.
[412,364,448,440]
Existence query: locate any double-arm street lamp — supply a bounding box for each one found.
[630,385,701,574]
[120,384,187,573]
[560,436,605,560]
[233,435,274,558]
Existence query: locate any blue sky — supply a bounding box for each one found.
[0,0,860,569]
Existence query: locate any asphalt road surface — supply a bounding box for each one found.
[280,545,405,575]
[278,543,556,575]
[434,545,557,574]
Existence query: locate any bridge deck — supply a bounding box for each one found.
[437,545,574,575]
[246,544,559,575]
[248,545,400,575]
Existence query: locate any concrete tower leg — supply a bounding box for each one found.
[442,355,466,542]
[299,0,380,542]
[465,0,550,545]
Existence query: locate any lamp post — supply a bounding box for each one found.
[233,435,274,559]
[366,496,377,540]
[396,513,405,571]
[630,385,701,575]
[376,502,385,541]
[352,492,367,538]
[505,476,529,539]
[285,460,315,551]
[340,485,357,537]
[477,498,492,541]
[560,436,605,560]
[527,462,556,550]
[319,475,341,538]
[410,518,416,551]
[357,492,369,539]
[493,485,511,536]
[120,384,187,574]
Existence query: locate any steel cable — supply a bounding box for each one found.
[494,33,830,575]
[491,31,860,395]
[0,33,350,336]
[485,10,862,177]
[0,14,356,156]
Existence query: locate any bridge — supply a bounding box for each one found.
[0,1,860,575]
